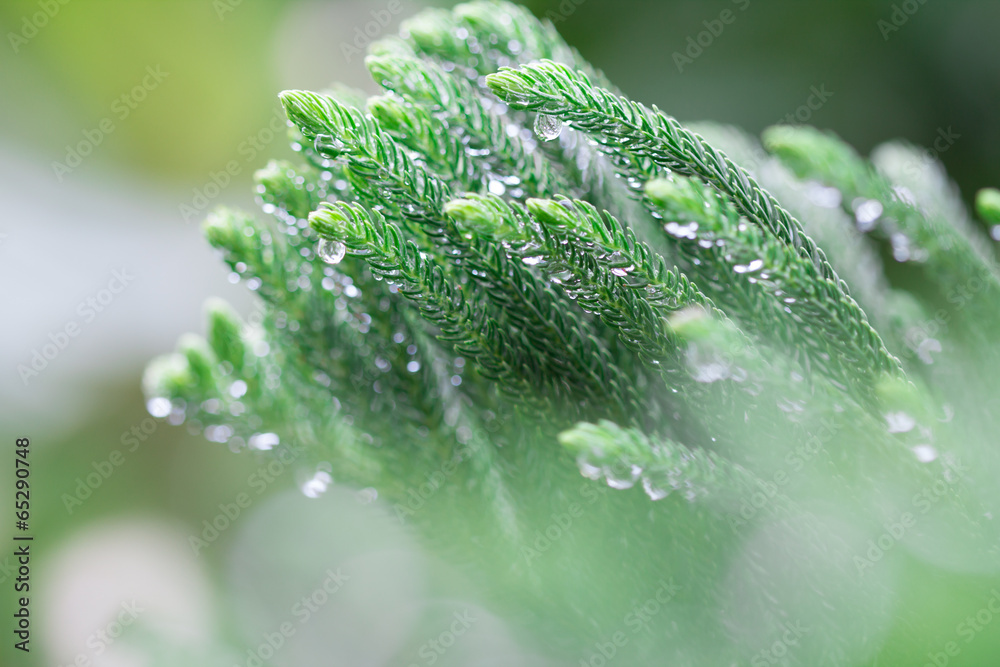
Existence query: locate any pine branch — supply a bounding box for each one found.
[139,2,998,660]
[366,93,488,191]
[284,88,645,423]
[309,199,615,423]
[486,61,844,284]
[401,0,609,87]
[444,193,799,449]
[763,125,1000,330]
[645,174,901,396]
[366,54,572,200]
[396,2,646,234]
[445,194,710,365]
[486,62,903,385]
[558,419,775,504]
[872,141,993,261]
[688,123,933,367]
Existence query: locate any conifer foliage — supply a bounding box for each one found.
[146,2,1000,663]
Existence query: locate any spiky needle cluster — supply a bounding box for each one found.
[146,1,1000,662]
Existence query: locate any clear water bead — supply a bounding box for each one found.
[534,114,563,141]
[605,462,642,490]
[885,411,916,434]
[912,444,939,463]
[248,432,280,451]
[313,133,345,158]
[301,470,333,498]
[642,475,671,501]
[318,239,346,265]
[146,397,171,418]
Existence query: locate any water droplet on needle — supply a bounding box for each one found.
[318,239,346,265]
[534,114,563,141]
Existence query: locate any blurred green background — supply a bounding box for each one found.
[1,1,998,665]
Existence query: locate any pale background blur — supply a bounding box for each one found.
[1,1,998,665]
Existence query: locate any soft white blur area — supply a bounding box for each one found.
[38,519,216,665]
[227,488,552,666]
[272,0,421,93]
[720,512,897,667]
[0,144,251,441]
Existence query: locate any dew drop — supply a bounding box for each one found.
[577,457,603,481]
[301,470,333,498]
[664,221,699,240]
[806,183,843,209]
[147,397,171,418]
[915,337,941,364]
[318,238,346,265]
[356,487,378,504]
[205,424,234,443]
[248,432,280,451]
[522,255,544,266]
[853,199,883,232]
[734,259,764,274]
[912,444,939,463]
[642,475,671,501]
[890,232,924,262]
[605,463,642,490]
[228,380,248,399]
[885,411,916,434]
[534,114,563,141]
[313,133,345,158]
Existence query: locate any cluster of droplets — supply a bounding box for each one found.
[664,221,700,241]
[299,461,334,498]
[601,250,636,278]
[883,409,941,464]
[852,198,883,233]
[684,341,750,387]
[850,196,929,263]
[576,448,705,502]
[804,182,843,209]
